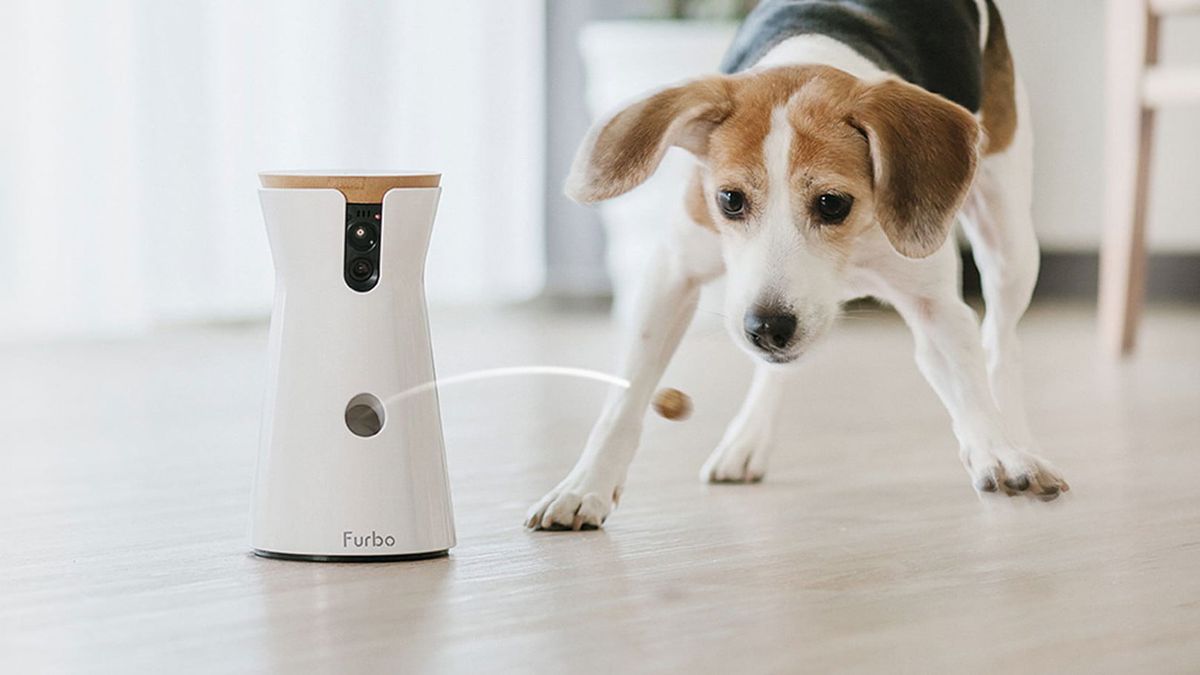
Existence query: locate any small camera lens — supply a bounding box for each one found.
[349,258,374,282]
[347,221,378,252]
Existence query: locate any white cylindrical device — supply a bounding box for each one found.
[251,171,455,561]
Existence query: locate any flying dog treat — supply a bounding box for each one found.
[652,388,692,421]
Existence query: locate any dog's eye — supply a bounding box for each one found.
[717,189,747,219]
[815,193,853,224]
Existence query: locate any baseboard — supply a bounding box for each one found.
[962,251,1200,301]
[542,251,1199,306]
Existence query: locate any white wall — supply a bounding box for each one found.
[0,0,546,341]
[1002,0,1200,252]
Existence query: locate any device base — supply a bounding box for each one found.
[253,548,449,563]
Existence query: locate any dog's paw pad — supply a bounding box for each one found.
[701,439,770,484]
[525,480,617,531]
[966,448,1068,501]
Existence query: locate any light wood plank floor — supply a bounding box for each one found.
[1,301,1198,673]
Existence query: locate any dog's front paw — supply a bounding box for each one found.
[701,435,771,484]
[525,474,621,531]
[964,446,1069,500]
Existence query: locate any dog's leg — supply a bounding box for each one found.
[960,79,1039,444]
[700,364,791,483]
[879,246,1068,499]
[526,218,724,530]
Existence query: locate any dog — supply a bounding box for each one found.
[528,0,1068,531]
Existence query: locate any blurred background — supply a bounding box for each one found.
[1,0,1198,341]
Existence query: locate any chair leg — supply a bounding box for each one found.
[1099,2,1158,357]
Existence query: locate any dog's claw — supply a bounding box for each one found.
[976,476,998,492]
[1004,475,1030,491]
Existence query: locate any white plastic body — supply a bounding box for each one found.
[251,186,455,558]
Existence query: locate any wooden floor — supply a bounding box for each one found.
[1,301,1198,673]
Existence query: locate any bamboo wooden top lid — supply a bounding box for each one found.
[259,171,441,203]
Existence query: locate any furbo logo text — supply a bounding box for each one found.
[343,530,396,548]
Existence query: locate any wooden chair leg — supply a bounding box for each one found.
[1099,1,1159,357]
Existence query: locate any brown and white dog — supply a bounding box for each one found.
[528,0,1068,530]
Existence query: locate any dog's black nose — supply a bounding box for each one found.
[743,311,797,352]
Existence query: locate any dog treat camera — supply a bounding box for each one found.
[251,172,455,561]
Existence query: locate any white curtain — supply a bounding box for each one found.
[0,0,545,341]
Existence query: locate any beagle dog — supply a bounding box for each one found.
[528,0,1068,531]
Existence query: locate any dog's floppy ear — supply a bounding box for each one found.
[565,76,736,204]
[850,79,981,259]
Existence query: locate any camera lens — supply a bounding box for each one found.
[347,221,378,252]
[348,258,374,282]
